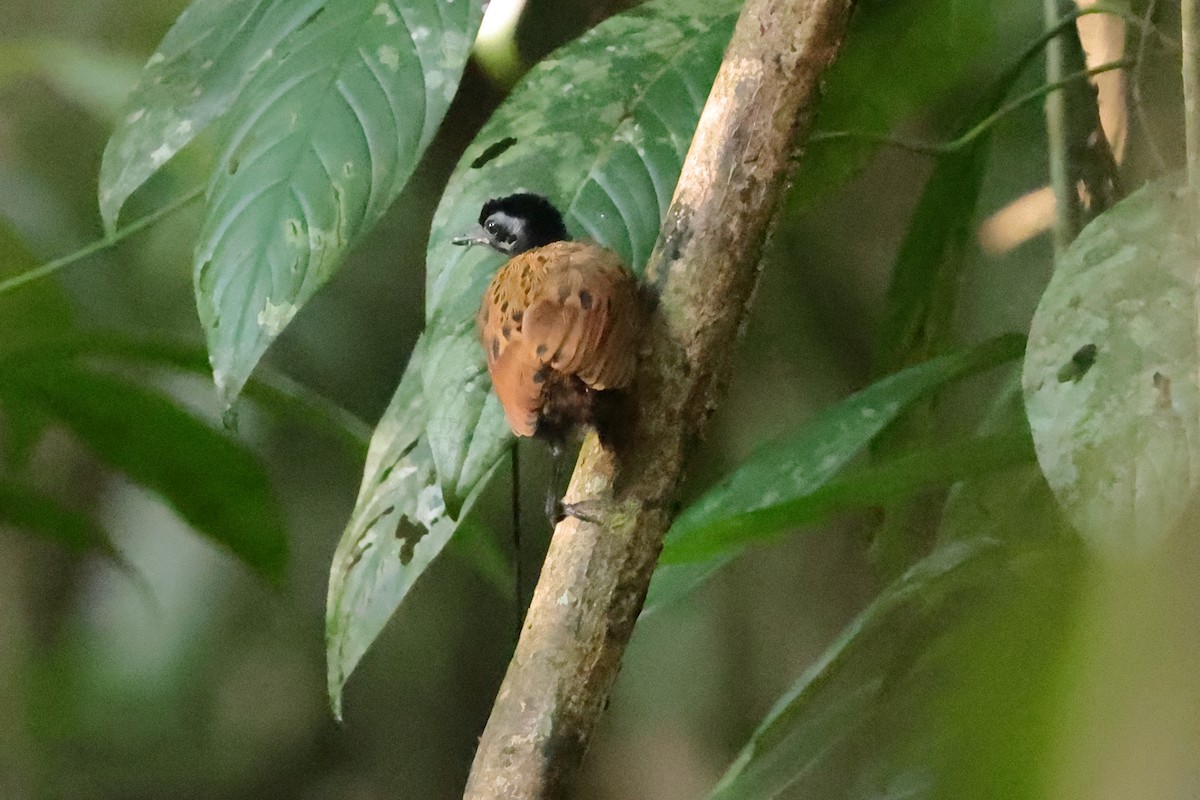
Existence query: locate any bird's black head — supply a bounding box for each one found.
[451,193,568,255]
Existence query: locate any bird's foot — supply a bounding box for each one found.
[548,498,605,526]
[561,500,604,525]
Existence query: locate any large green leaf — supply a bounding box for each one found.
[661,431,1032,564]
[5,333,371,455]
[98,0,328,231]
[0,361,287,584]
[193,0,484,407]
[644,335,1022,606]
[421,0,740,507]
[700,373,1078,800]
[325,337,494,718]
[1023,179,1200,558]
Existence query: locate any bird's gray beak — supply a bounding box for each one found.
[451,224,490,247]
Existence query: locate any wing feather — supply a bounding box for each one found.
[476,240,641,436]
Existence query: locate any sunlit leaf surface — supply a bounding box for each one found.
[99,0,326,231]
[192,0,483,407]
[325,339,494,718]
[1023,179,1200,557]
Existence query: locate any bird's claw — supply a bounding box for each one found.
[549,499,604,526]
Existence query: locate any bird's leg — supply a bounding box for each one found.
[545,440,567,525]
[544,443,605,525]
[560,500,603,525]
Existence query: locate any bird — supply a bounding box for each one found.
[452,192,643,520]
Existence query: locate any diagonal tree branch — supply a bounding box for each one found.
[461,1,858,797]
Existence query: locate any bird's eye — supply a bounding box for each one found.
[485,220,499,235]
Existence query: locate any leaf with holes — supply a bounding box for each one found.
[325,336,494,718]
[422,0,740,508]
[195,0,484,407]
[1023,179,1200,558]
[99,0,329,231]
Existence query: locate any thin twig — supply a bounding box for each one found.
[0,186,204,296]
[510,439,523,640]
[809,59,1134,157]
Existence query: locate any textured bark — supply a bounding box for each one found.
[461,1,857,797]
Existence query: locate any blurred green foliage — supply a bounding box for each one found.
[1,0,1197,799]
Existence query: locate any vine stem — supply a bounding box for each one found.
[459,0,858,797]
[1184,0,1200,192]
[809,59,1132,157]
[510,439,523,641]
[0,186,204,297]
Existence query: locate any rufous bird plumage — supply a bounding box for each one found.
[453,193,642,447]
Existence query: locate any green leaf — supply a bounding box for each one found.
[652,335,1023,574]
[0,483,117,556]
[641,553,734,618]
[0,361,287,584]
[421,0,740,508]
[706,535,1083,800]
[661,431,1033,564]
[1023,179,1200,558]
[325,337,494,718]
[4,333,370,455]
[790,0,995,210]
[98,0,328,231]
[193,0,484,407]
